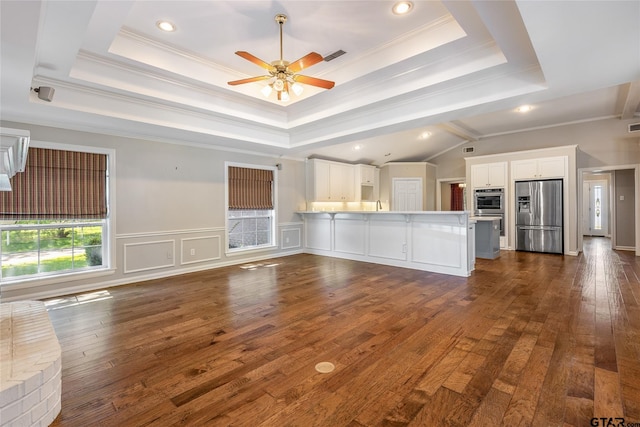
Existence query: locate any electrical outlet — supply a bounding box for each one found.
[190,249,196,256]
[285,237,290,244]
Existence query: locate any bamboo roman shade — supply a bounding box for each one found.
[228,166,273,210]
[0,147,108,219]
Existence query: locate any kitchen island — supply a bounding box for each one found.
[297,211,475,277]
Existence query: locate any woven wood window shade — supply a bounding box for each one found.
[0,147,108,219]
[228,166,273,210]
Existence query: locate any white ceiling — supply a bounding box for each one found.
[1,0,639,166]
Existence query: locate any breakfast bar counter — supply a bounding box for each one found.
[297,211,475,277]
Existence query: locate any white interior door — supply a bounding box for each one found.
[582,179,608,236]
[393,178,423,211]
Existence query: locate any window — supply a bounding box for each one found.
[226,164,276,252]
[0,146,111,282]
[1,220,105,279]
[593,185,602,230]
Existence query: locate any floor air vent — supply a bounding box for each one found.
[462,146,475,153]
[629,123,640,133]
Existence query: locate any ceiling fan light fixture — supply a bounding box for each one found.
[291,82,304,96]
[273,79,285,92]
[392,1,413,15]
[261,85,273,98]
[281,91,290,102]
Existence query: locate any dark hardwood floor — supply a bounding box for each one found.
[46,237,640,426]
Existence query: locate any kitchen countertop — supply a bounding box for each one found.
[469,216,502,221]
[298,210,471,215]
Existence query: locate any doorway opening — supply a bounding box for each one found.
[578,165,639,255]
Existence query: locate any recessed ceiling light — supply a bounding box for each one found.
[515,105,532,113]
[156,20,176,32]
[354,144,362,151]
[418,131,432,140]
[392,1,413,15]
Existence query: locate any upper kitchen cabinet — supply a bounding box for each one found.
[471,162,507,188]
[355,164,379,202]
[511,156,566,180]
[306,159,355,202]
[357,164,376,185]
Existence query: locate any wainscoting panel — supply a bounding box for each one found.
[124,240,175,274]
[281,228,301,250]
[305,216,331,251]
[368,218,407,261]
[334,217,366,255]
[181,236,221,265]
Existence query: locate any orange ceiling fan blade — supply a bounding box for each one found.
[235,51,275,72]
[228,75,272,86]
[293,74,335,89]
[287,52,323,74]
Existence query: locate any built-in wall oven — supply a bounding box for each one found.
[474,188,505,236]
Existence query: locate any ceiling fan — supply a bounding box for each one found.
[227,14,335,101]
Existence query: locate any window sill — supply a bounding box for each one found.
[0,268,117,291]
[225,244,277,257]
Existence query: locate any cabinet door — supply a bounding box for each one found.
[511,159,538,180]
[471,164,489,188]
[314,161,332,201]
[331,163,355,201]
[341,164,355,200]
[487,163,506,187]
[471,163,506,188]
[360,166,375,184]
[538,156,565,178]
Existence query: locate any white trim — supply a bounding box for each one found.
[0,268,116,291]
[180,235,221,266]
[281,228,301,250]
[123,240,175,274]
[116,227,224,239]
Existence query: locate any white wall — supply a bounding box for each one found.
[614,169,636,248]
[0,121,307,301]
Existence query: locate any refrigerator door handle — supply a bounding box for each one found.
[517,226,559,231]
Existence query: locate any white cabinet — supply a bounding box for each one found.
[511,156,566,180]
[471,162,507,188]
[307,159,355,202]
[357,165,376,185]
[330,162,355,201]
[355,164,379,201]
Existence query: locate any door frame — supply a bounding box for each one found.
[436,177,466,211]
[578,164,640,256]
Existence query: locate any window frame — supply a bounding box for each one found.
[224,162,277,255]
[0,141,116,288]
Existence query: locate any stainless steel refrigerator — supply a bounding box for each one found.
[515,179,563,254]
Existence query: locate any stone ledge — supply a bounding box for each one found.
[1,301,62,427]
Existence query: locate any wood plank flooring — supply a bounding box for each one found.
[46,237,640,426]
